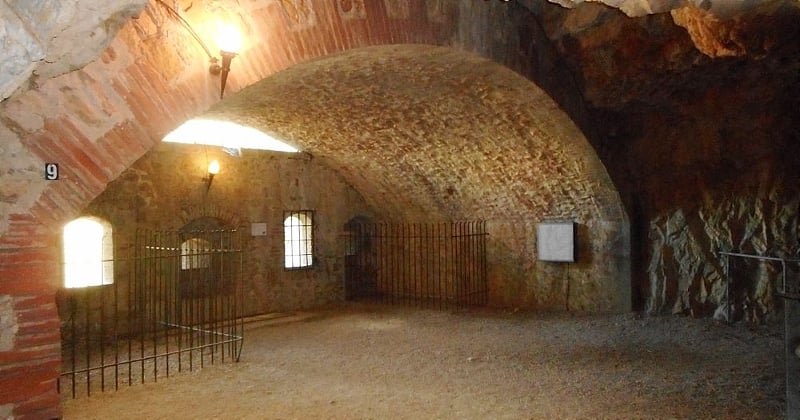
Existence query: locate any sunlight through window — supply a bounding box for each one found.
[63,217,113,288]
[181,238,212,270]
[163,119,299,152]
[284,211,313,269]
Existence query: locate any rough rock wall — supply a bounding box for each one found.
[545,0,779,19]
[0,0,147,100]
[648,189,799,321]
[518,1,800,319]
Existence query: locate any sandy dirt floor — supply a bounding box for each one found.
[62,303,785,419]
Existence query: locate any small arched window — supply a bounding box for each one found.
[181,238,212,270]
[63,217,114,288]
[284,211,314,269]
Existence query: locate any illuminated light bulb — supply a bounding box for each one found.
[217,23,242,54]
[208,160,220,175]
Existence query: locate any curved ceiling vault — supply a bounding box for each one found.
[205,44,625,225]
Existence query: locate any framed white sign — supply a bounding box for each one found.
[536,221,575,262]
[251,222,268,237]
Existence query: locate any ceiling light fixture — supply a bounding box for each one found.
[155,0,242,99]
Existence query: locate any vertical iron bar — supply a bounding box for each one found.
[394,222,399,305]
[456,222,462,309]
[237,228,245,361]
[70,293,77,398]
[412,223,416,305]
[377,223,383,304]
[189,233,195,372]
[470,221,476,306]
[140,231,147,384]
[482,221,488,305]
[419,223,425,307]
[198,230,204,368]
[114,248,120,391]
[402,223,407,306]
[100,263,106,393]
[84,279,91,396]
[212,231,219,365]
[128,230,135,387]
[164,232,171,378]
[438,223,443,309]
[446,222,451,308]
[422,223,428,308]
[466,222,472,306]
[382,222,387,305]
[389,223,395,305]
[153,232,160,383]
[409,223,414,305]
[178,232,184,373]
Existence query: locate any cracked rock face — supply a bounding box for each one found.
[524,0,800,317]
[0,0,147,100]
[647,189,799,322]
[547,0,774,18]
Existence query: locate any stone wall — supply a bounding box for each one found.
[82,142,373,316]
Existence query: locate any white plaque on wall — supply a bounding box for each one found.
[251,222,268,237]
[536,221,575,262]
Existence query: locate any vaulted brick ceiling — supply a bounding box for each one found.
[205,44,622,223]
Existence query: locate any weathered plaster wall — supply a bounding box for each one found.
[83,142,373,315]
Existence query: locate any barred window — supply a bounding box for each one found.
[181,238,212,270]
[284,210,314,269]
[63,217,114,288]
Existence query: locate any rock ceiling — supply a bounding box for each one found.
[2,1,797,115]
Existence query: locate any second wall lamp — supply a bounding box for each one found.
[155,0,242,99]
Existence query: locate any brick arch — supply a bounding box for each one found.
[208,44,625,224]
[1,0,456,239]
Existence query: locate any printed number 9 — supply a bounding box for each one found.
[45,163,59,180]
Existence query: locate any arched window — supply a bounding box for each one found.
[63,217,113,288]
[284,211,314,269]
[181,238,212,270]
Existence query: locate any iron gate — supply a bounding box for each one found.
[344,221,488,309]
[58,228,244,398]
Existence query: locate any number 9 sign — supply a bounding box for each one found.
[45,163,59,180]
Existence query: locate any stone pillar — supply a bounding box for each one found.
[0,216,61,419]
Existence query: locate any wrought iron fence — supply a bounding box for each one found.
[58,228,244,398]
[344,221,488,309]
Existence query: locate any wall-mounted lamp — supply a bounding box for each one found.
[205,159,220,191]
[155,0,242,99]
[213,23,242,99]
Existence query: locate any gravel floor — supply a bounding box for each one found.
[62,303,785,419]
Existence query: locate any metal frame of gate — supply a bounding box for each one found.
[344,221,488,309]
[718,250,800,417]
[58,228,244,398]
